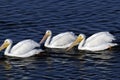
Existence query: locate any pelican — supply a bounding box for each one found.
[67,32,117,51]
[0,39,43,58]
[40,30,77,48]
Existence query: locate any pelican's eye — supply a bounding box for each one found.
[47,31,50,34]
[5,40,9,44]
[5,41,7,43]
[46,31,51,35]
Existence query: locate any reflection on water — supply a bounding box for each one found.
[86,50,114,60]
[0,49,119,79]
[0,60,12,70]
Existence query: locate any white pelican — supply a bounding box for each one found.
[40,30,77,48]
[0,39,43,58]
[67,32,117,51]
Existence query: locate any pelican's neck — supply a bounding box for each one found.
[45,34,52,47]
[5,42,12,55]
[78,36,86,49]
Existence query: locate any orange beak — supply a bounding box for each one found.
[0,41,9,51]
[66,35,83,51]
[40,33,50,44]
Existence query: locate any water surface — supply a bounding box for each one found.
[0,0,120,80]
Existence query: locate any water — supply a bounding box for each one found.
[0,0,120,80]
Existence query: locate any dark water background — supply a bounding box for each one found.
[0,0,120,80]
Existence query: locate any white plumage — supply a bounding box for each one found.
[40,30,77,48]
[67,32,117,51]
[0,39,43,58]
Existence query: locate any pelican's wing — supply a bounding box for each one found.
[50,32,77,47]
[15,49,43,58]
[11,39,40,54]
[84,32,116,47]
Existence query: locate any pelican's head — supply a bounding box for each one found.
[66,34,84,51]
[40,30,52,44]
[0,39,12,51]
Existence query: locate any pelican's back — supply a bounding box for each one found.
[11,39,40,54]
[85,32,116,47]
[50,32,77,47]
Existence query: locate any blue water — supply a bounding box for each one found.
[0,0,120,80]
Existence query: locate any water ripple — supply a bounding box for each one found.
[0,0,120,80]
